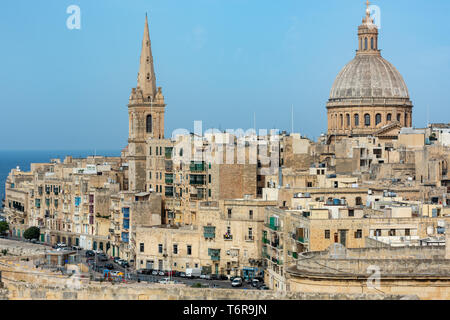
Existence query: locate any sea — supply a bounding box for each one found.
[0,150,120,202]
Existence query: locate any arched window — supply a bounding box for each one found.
[146,73,150,81]
[356,197,362,206]
[371,38,374,50]
[340,114,343,128]
[146,115,152,133]
[405,113,408,126]
[364,38,368,50]
[375,113,382,125]
[346,114,350,127]
[397,113,401,122]
[387,113,392,121]
[364,114,371,126]
[354,114,359,126]
[360,38,362,50]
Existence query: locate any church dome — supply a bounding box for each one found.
[329,54,410,101]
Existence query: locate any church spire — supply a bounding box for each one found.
[137,14,157,100]
[357,0,380,55]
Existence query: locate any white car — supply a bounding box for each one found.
[159,277,173,284]
[94,250,103,254]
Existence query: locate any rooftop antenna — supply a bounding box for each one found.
[253,112,256,136]
[291,104,294,134]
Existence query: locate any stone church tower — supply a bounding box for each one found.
[128,15,166,192]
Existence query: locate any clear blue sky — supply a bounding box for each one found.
[0,0,449,150]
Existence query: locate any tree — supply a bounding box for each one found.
[0,221,9,234]
[23,226,40,240]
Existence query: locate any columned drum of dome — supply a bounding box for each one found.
[326,1,413,139]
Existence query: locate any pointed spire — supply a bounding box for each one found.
[137,14,157,100]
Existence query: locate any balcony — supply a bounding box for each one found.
[190,162,206,172]
[265,223,279,231]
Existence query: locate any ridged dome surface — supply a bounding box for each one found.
[329,54,409,101]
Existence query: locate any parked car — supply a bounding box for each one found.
[219,274,228,280]
[110,270,123,277]
[104,263,114,270]
[159,277,172,284]
[158,271,165,276]
[251,279,261,287]
[56,242,67,248]
[151,270,158,275]
[85,250,95,257]
[165,270,176,276]
[98,254,108,262]
[180,272,186,277]
[231,278,243,287]
[117,259,130,268]
[72,246,82,250]
[138,269,153,275]
[113,257,121,263]
[94,249,103,255]
[230,276,241,282]
[204,274,212,280]
[258,284,269,290]
[211,274,219,280]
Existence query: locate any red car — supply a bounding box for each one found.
[165,270,176,276]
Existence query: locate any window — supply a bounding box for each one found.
[156,146,159,156]
[354,229,362,239]
[208,189,211,197]
[307,182,313,188]
[354,114,359,126]
[325,230,330,239]
[375,229,381,236]
[364,37,368,50]
[405,229,410,236]
[187,245,192,255]
[248,228,253,240]
[397,113,401,122]
[149,147,152,155]
[227,209,232,219]
[146,115,152,133]
[249,210,253,220]
[173,244,178,254]
[387,113,392,121]
[149,172,152,179]
[375,113,382,125]
[371,37,374,49]
[346,114,350,127]
[140,243,144,253]
[348,209,354,217]
[364,114,371,126]
[158,244,163,253]
[208,174,211,183]
[356,197,362,206]
[389,229,396,236]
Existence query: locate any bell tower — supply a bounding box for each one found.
[128,14,166,192]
